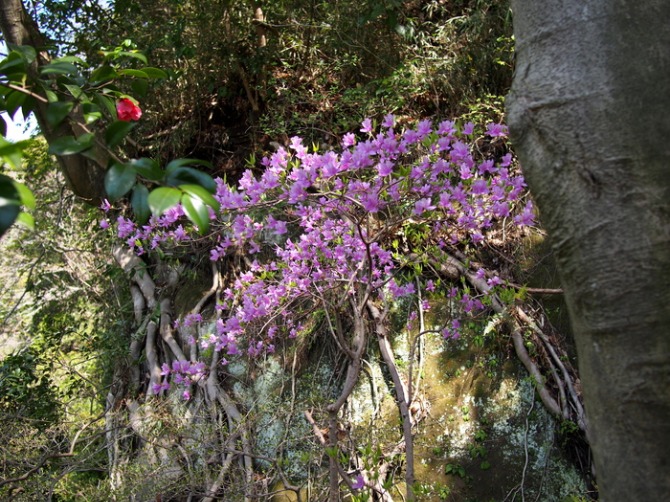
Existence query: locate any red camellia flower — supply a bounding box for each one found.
[116,98,142,121]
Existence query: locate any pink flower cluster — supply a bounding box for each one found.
[109,117,534,385]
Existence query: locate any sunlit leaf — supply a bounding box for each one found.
[12,180,35,210]
[181,192,210,234]
[15,211,34,230]
[180,184,220,211]
[148,186,181,216]
[0,137,24,169]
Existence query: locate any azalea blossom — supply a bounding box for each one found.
[116,98,142,121]
[352,473,366,490]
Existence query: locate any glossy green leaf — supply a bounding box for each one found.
[181,192,210,234]
[104,163,137,201]
[63,83,84,100]
[148,187,181,216]
[5,90,26,119]
[90,65,118,84]
[48,133,94,155]
[131,184,150,223]
[15,211,34,231]
[0,52,27,76]
[105,120,135,148]
[0,174,20,237]
[140,67,168,79]
[9,45,37,64]
[43,88,58,102]
[165,158,213,173]
[180,184,220,211]
[45,101,74,127]
[12,180,35,210]
[54,55,87,67]
[93,94,118,118]
[110,51,148,65]
[40,61,79,76]
[131,79,149,98]
[166,166,216,192]
[0,137,24,169]
[129,158,162,181]
[118,69,149,79]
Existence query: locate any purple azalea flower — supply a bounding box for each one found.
[352,474,366,490]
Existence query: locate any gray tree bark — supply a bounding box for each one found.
[507,1,670,500]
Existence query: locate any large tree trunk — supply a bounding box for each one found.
[507,1,670,500]
[0,0,106,203]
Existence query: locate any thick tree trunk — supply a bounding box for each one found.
[507,2,670,500]
[0,0,106,203]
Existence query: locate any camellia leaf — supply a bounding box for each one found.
[0,52,27,77]
[48,133,94,155]
[8,45,37,64]
[5,90,26,119]
[131,78,149,98]
[0,174,20,237]
[54,55,87,67]
[45,101,74,127]
[12,180,35,210]
[148,186,181,216]
[181,192,210,234]
[165,165,216,192]
[0,137,25,169]
[105,120,135,148]
[165,158,213,173]
[180,184,220,211]
[129,158,163,181]
[93,94,118,118]
[113,51,148,65]
[43,88,58,102]
[104,162,137,201]
[131,184,150,223]
[82,102,103,124]
[40,61,79,76]
[15,211,34,231]
[63,83,84,100]
[118,69,149,79]
[90,64,118,84]
[140,67,168,79]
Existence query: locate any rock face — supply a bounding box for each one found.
[230,310,590,501]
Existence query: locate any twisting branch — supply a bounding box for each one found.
[367,302,416,501]
[435,250,589,437]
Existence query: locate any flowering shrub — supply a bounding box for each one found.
[103,116,534,395]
